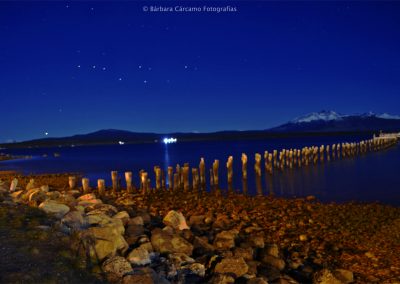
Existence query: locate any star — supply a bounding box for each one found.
[66,4,69,8]
[102,67,106,71]
[138,65,142,69]
[184,65,188,69]
[144,80,148,84]
[92,65,96,69]
[77,65,81,68]
[118,78,122,81]
[148,67,152,71]
[45,132,49,136]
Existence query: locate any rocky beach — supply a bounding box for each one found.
[0,172,399,283]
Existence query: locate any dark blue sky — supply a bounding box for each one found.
[1,1,399,142]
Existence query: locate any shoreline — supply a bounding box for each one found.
[1,173,399,283]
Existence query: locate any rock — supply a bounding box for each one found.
[10,190,24,200]
[127,245,152,266]
[39,200,70,219]
[40,185,49,192]
[86,203,118,216]
[306,195,316,201]
[211,274,235,284]
[193,236,215,255]
[28,189,47,203]
[82,225,129,262]
[248,234,265,248]
[168,252,195,267]
[46,191,61,200]
[122,267,170,284]
[77,193,97,201]
[137,211,151,225]
[213,230,238,251]
[213,214,233,230]
[129,216,144,226]
[313,269,343,284]
[233,247,253,261]
[189,215,205,226]
[299,234,308,242]
[182,262,206,277]
[102,256,132,283]
[264,244,279,258]
[125,224,145,245]
[261,255,285,271]
[113,211,130,226]
[163,210,189,231]
[247,278,268,284]
[246,260,260,276]
[87,213,113,226]
[333,269,354,283]
[214,257,248,278]
[151,228,193,255]
[26,179,36,191]
[9,178,18,192]
[61,210,86,230]
[56,193,76,206]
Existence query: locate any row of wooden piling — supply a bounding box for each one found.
[67,136,398,196]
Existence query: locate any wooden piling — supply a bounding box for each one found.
[199,158,206,192]
[111,171,118,193]
[182,166,190,192]
[154,166,162,190]
[97,179,105,196]
[82,178,90,193]
[227,156,234,194]
[192,168,199,191]
[241,153,248,195]
[125,171,133,193]
[212,160,219,193]
[255,153,263,196]
[68,176,76,190]
[167,167,173,190]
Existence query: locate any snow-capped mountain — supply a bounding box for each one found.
[272,110,400,132]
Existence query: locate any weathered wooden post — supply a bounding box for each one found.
[68,176,76,190]
[192,168,199,191]
[313,146,319,165]
[289,149,293,169]
[255,153,263,196]
[176,164,182,190]
[161,169,166,189]
[111,171,118,193]
[97,179,105,196]
[319,145,325,162]
[199,158,206,192]
[173,173,179,191]
[273,150,278,169]
[182,166,190,192]
[241,153,248,195]
[212,160,219,194]
[82,178,90,193]
[268,153,273,174]
[125,171,133,193]
[326,145,330,161]
[140,172,148,194]
[168,167,173,190]
[139,170,144,191]
[226,156,234,194]
[154,166,162,191]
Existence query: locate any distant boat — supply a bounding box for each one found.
[118,141,125,145]
[54,152,60,157]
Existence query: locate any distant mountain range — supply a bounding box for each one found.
[2,110,400,148]
[270,110,400,132]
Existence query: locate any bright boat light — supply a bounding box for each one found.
[163,137,177,144]
[118,141,125,145]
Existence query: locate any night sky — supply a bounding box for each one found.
[1,1,399,142]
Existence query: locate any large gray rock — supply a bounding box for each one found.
[151,228,193,255]
[81,225,129,262]
[39,200,70,219]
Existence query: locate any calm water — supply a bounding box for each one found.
[1,134,399,206]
